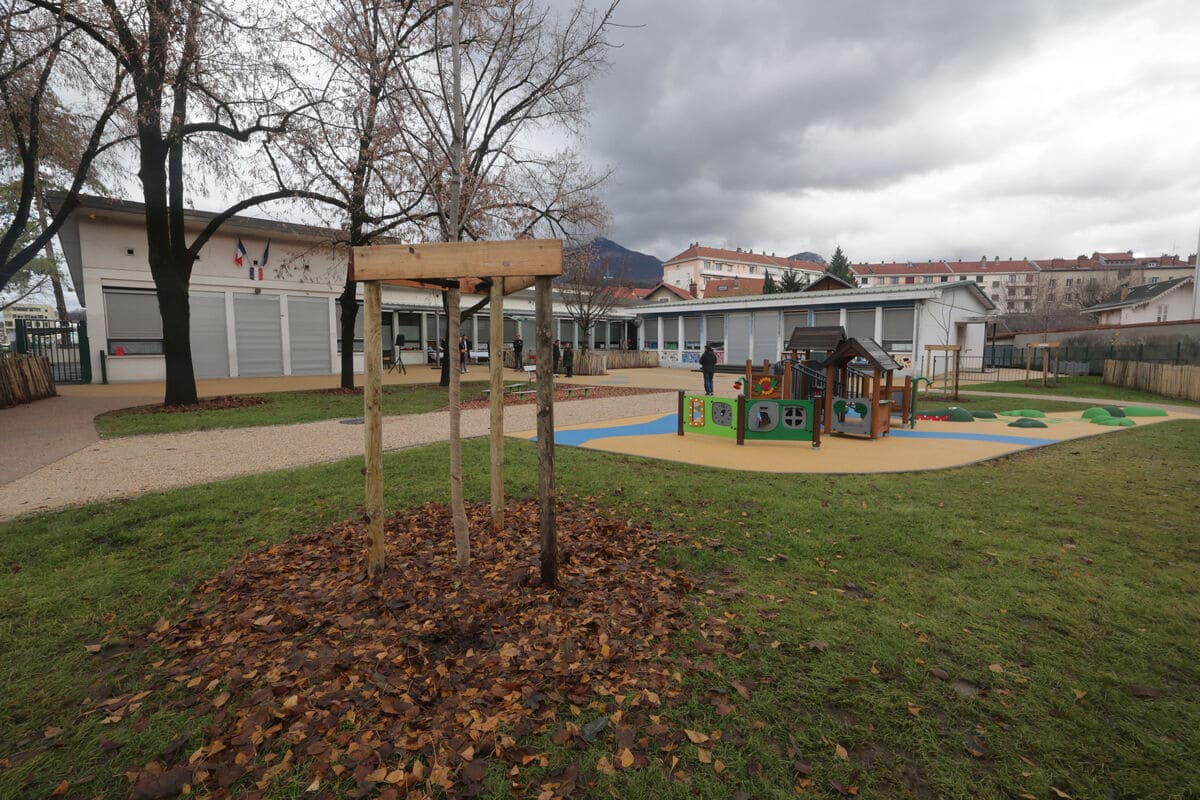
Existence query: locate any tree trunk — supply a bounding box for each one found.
[447,287,469,568]
[157,276,197,406]
[338,280,358,389]
[535,276,557,587]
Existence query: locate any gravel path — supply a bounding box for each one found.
[0,393,676,521]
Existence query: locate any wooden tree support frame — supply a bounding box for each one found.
[352,239,564,584]
[923,345,961,401]
[1024,342,1060,388]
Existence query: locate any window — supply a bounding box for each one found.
[104,288,163,354]
[1150,277,1159,284]
[684,317,701,349]
[644,323,658,349]
[860,277,870,286]
[812,310,840,327]
[1065,278,1074,287]
[991,281,1000,288]
[904,276,915,284]
[846,309,874,340]
[1156,304,1169,322]
[882,308,914,352]
[975,276,983,283]
[939,276,948,282]
[1049,278,1057,287]
[706,314,725,346]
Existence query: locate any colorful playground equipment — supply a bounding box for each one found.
[678,330,924,446]
[821,338,902,439]
[678,392,821,447]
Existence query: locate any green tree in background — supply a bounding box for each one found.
[778,268,807,292]
[762,272,778,294]
[828,245,857,286]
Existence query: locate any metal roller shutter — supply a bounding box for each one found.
[288,296,331,374]
[189,291,229,378]
[726,312,750,362]
[752,310,779,363]
[234,293,283,377]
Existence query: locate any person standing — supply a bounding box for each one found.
[512,333,523,369]
[459,334,469,373]
[563,342,574,378]
[552,339,561,374]
[699,344,717,396]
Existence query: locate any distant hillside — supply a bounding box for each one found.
[787,251,826,265]
[576,238,663,285]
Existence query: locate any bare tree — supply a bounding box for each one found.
[395,0,616,390]
[268,0,449,389]
[559,239,622,350]
[26,0,332,405]
[0,2,129,292]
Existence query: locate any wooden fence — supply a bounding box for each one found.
[1103,359,1200,402]
[0,351,56,408]
[599,350,659,370]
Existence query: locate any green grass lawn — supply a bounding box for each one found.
[960,375,1200,408]
[2,423,1199,798]
[94,381,491,437]
[915,394,1093,415]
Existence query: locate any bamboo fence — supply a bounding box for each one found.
[0,352,56,408]
[1103,359,1200,402]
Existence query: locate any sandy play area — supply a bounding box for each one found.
[511,405,1193,474]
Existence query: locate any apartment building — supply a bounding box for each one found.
[661,244,824,298]
[854,252,1194,313]
[1,302,56,343]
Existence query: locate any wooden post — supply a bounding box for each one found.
[736,393,746,445]
[783,361,793,400]
[535,276,557,588]
[364,280,385,581]
[448,287,469,569]
[489,279,504,532]
[677,390,685,436]
[952,350,961,399]
[811,391,822,449]
[824,363,835,434]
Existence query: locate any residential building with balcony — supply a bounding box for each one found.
[661,244,824,299]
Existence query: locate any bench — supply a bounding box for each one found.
[564,386,590,398]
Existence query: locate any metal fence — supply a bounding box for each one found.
[14,319,91,384]
[985,342,1200,375]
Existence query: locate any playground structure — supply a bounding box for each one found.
[1024,342,1061,387]
[821,338,901,439]
[677,391,821,447]
[922,344,961,400]
[678,330,920,446]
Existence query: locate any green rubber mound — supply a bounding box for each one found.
[999,409,1046,418]
[1082,407,1111,420]
[971,410,998,419]
[1092,416,1136,427]
[1008,418,1048,428]
[1123,406,1168,417]
[1101,405,1126,417]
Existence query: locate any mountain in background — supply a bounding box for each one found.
[575,237,663,286]
[787,251,826,265]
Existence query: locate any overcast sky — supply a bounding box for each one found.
[575,0,1200,264]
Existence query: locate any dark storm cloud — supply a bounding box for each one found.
[575,0,1172,261]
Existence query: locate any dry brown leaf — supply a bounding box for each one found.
[1072,689,1087,701]
[1051,788,1072,799]
[907,703,921,716]
[835,743,849,760]
[49,780,68,797]
[213,691,230,708]
[697,747,712,764]
[684,729,710,744]
[988,664,1004,673]
[595,756,615,776]
[618,748,634,769]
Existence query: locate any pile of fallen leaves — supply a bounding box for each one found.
[123,499,722,799]
[113,396,271,415]
[459,386,669,410]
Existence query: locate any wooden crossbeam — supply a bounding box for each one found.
[352,239,563,282]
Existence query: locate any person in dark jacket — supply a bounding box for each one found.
[699,345,717,395]
[512,333,523,369]
[562,342,574,378]
[552,339,561,374]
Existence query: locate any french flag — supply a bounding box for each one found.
[258,240,269,281]
[234,237,247,270]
